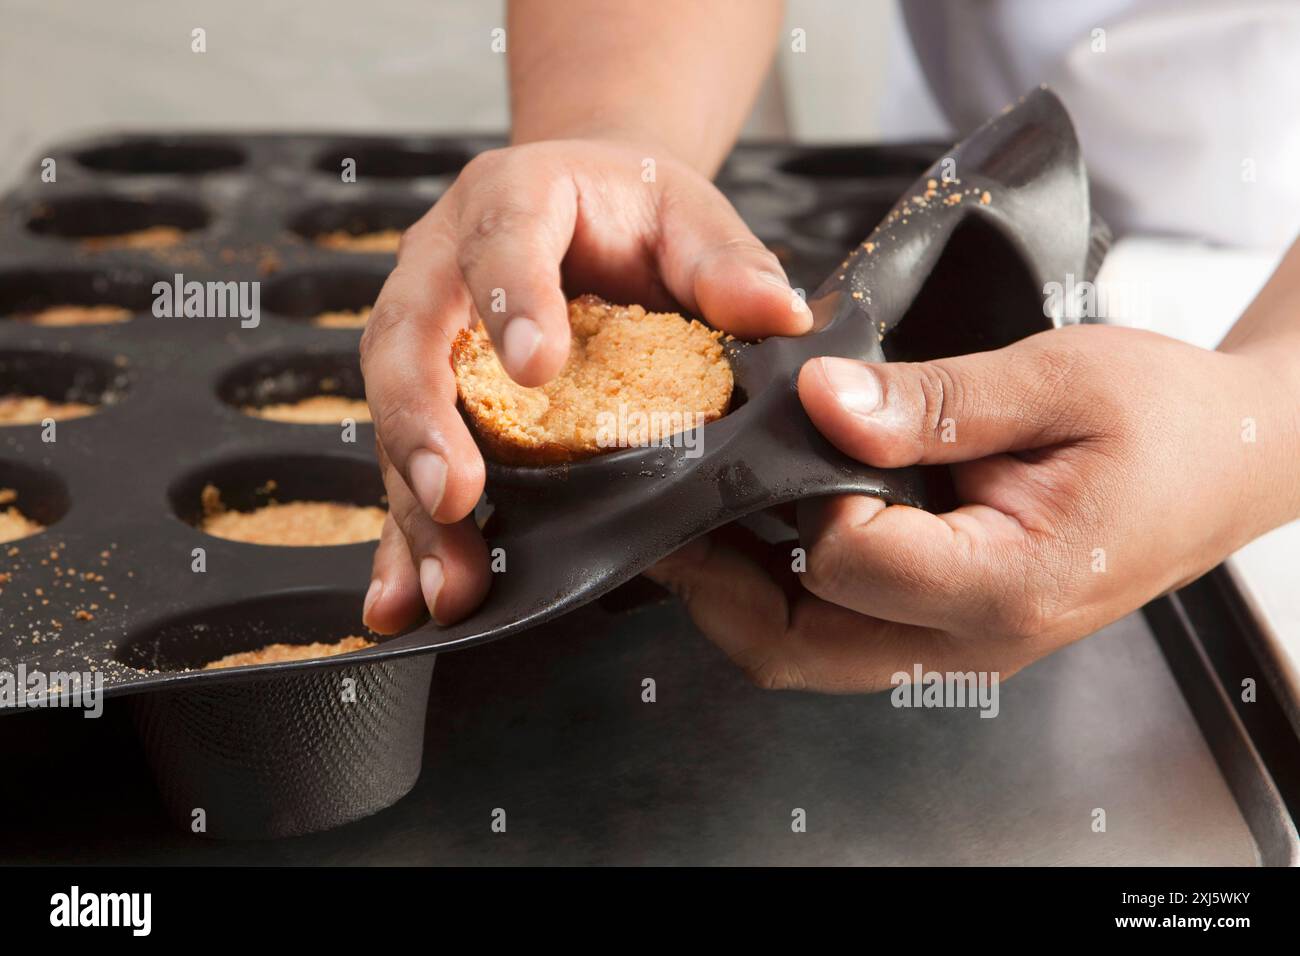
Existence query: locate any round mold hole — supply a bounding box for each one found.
[73,138,245,175]
[168,453,386,546]
[0,350,129,426]
[778,144,941,180]
[217,352,368,424]
[113,590,431,841]
[113,589,377,672]
[25,194,208,244]
[313,142,470,179]
[287,198,427,249]
[0,459,71,541]
[261,267,387,327]
[790,201,898,246]
[0,265,163,325]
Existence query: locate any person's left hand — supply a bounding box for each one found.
[646,323,1294,692]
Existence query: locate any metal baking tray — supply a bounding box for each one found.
[2,96,1295,856]
[1,571,1294,864]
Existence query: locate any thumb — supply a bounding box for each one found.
[797,333,1100,467]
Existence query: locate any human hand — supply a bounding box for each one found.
[360,139,812,632]
[647,324,1297,692]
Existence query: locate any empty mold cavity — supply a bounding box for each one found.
[26,195,208,242]
[73,138,245,175]
[0,266,162,324]
[114,590,376,672]
[169,453,386,543]
[261,267,386,325]
[313,141,470,179]
[0,460,71,541]
[288,198,426,247]
[217,352,368,422]
[0,350,127,424]
[778,144,940,180]
[883,216,1050,362]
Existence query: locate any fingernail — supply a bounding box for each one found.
[408,449,447,518]
[420,556,445,624]
[820,357,882,416]
[362,578,383,625]
[759,270,812,327]
[501,315,543,379]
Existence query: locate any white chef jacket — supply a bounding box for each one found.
[900,0,1300,249]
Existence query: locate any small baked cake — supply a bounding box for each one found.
[244,395,371,424]
[198,484,384,546]
[203,636,375,670]
[13,305,132,326]
[0,488,43,544]
[81,226,185,251]
[313,307,371,328]
[0,395,96,426]
[315,230,402,253]
[451,295,733,465]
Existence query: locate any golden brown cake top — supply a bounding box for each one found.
[0,395,97,426]
[451,295,733,465]
[202,636,376,670]
[0,488,43,544]
[198,484,384,546]
[243,395,371,424]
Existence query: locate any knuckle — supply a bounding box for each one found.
[983,572,1071,643]
[395,226,420,261]
[1027,341,1084,406]
[371,395,405,442]
[715,235,776,261]
[986,597,1048,643]
[458,147,508,182]
[456,204,530,275]
[388,494,424,539]
[912,361,962,448]
[368,387,427,458]
[358,296,412,364]
[802,536,850,599]
[741,654,805,692]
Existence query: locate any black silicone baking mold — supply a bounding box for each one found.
[0,87,1106,838]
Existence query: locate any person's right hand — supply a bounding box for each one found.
[359,138,813,634]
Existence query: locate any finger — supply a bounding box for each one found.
[364,514,424,634]
[797,328,1107,468]
[378,442,491,626]
[361,225,484,524]
[648,529,1011,693]
[654,176,813,337]
[454,153,575,385]
[795,493,1046,639]
[647,535,791,675]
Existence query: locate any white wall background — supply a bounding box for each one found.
[0,0,947,185]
